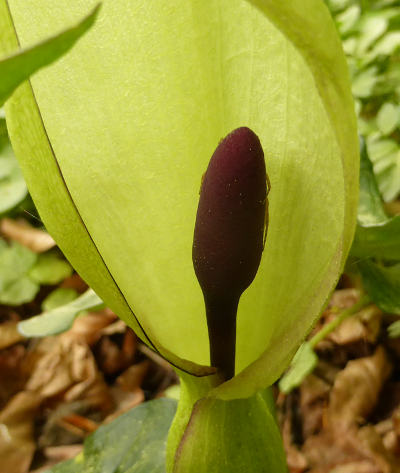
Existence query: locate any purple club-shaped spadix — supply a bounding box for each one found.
[193,127,268,380]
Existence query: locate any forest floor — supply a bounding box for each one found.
[1,227,400,473]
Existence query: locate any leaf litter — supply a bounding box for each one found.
[0,228,400,472]
[0,229,178,473]
[278,287,400,473]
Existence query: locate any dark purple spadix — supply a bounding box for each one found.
[192,127,268,380]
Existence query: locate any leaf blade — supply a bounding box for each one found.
[0,3,100,106]
[48,398,177,473]
[18,288,103,337]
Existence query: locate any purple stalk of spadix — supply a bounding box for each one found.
[192,127,268,381]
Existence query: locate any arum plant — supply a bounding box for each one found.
[0,0,359,471]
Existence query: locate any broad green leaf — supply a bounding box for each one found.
[377,151,400,202]
[336,5,361,34]
[0,116,8,148]
[352,67,379,98]
[28,252,73,285]
[0,4,100,106]
[352,217,400,260]
[41,287,78,311]
[18,288,102,337]
[351,141,400,260]
[356,138,387,226]
[0,142,27,213]
[367,138,400,201]
[278,342,318,394]
[388,320,400,338]
[356,16,387,55]
[1,0,358,396]
[327,0,352,13]
[367,31,400,61]
[0,274,38,305]
[359,260,400,314]
[368,139,398,165]
[376,103,399,135]
[0,240,36,291]
[48,398,177,473]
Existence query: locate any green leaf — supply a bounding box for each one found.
[18,288,102,337]
[0,4,100,106]
[367,138,400,201]
[367,31,400,61]
[351,141,400,260]
[388,320,400,338]
[2,0,358,395]
[359,260,400,315]
[376,103,399,135]
[356,16,388,56]
[352,67,379,98]
[376,151,400,202]
[0,143,27,214]
[48,398,177,473]
[357,138,387,226]
[368,139,398,166]
[28,252,73,285]
[278,342,318,394]
[327,0,352,13]
[0,116,7,148]
[0,240,36,291]
[0,274,38,305]
[336,5,361,34]
[41,287,78,311]
[352,217,400,260]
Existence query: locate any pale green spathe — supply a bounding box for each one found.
[1,0,358,393]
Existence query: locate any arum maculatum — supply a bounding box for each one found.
[193,127,268,381]
[0,0,359,471]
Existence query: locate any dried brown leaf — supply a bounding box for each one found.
[0,321,25,350]
[66,308,117,346]
[0,391,42,473]
[300,374,330,438]
[26,336,112,410]
[116,360,150,392]
[286,444,308,473]
[43,444,83,461]
[279,392,309,473]
[328,347,392,429]
[39,401,85,447]
[0,345,27,409]
[0,218,55,253]
[105,387,144,423]
[328,306,382,346]
[329,289,361,311]
[59,274,88,292]
[95,327,136,375]
[304,429,372,472]
[60,413,98,433]
[357,425,400,473]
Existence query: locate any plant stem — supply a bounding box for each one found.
[309,293,371,349]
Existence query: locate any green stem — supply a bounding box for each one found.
[166,372,287,473]
[309,293,371,349]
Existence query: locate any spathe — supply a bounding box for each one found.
[0,0,358,397]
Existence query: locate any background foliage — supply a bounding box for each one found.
[326,0,400,202]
